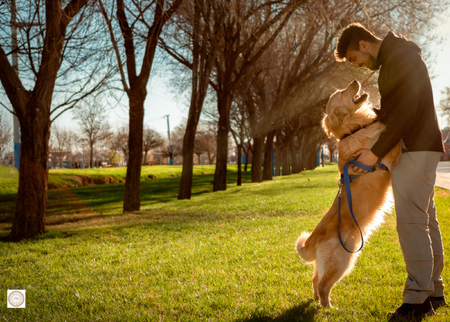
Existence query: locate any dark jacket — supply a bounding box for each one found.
[371,32,444,158]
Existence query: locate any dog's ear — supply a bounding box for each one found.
[335,108,347,122]
[329,107,345,125]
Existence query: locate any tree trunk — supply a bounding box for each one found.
[0,0,89,241]
[178,0,217,198]
[123,97,145,212]
[251,136,264,182]
[275,145,281,176]
[282,147,291,175]
[143,150,148,165]
[244,153,249,171]
[263,131,275,180]
[307,150,316,170]
[290,140,300,174]
[89,144,94,168]
[207,152,214,165]
[213,95,232,192]
[178,121,196,199]
[237,145,242,186]
[9,111,50,240]
[297,133,306,172]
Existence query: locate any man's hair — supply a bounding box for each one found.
[335,23,379,62]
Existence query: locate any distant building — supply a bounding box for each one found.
[49,150,72,168]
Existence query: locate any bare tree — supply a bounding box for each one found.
[73,100,111,168]
[142,126,164,165]
[162,0,308,193]
[193,132,209,165]
[107,124,127,165]
[197,122,217,165]
[98,0,184,212]
[229,96,251,185]
[208,0,307,191]
[51,124,75,168]
[161,0,220,199]
[0,0,114,240]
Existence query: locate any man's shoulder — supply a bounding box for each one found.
[380,46,423,74]
[386,46,420,64]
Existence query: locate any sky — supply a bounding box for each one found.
[55,75,188,138]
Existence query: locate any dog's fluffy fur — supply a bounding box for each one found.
[295,80,402,307]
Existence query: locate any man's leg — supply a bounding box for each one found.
[427,188,445,298]
[392,151,442,304]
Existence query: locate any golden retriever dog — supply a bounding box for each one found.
[295,80,402,307]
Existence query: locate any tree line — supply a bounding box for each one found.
[0,0,444,240]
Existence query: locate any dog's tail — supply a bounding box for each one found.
[295,232,316,263]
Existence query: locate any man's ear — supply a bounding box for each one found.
[359,40,369,52]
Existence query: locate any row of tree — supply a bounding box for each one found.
[0,0,444,240]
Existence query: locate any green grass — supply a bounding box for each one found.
[0,165,449,321]
[0,166,19,195]
[0,164,232,223]
[0,164,218,194]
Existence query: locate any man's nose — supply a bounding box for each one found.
[352,62,359,69]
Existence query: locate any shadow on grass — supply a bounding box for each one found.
[237,300,319,322]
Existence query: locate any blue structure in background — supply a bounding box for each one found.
[321,146,324,167]
[316,145,324,167]
[14,142,20,169]
[316,146,320,167]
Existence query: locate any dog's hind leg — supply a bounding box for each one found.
[313,263,319,301]
[317,249,354,307]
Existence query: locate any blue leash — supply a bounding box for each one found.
[338,157,389,253]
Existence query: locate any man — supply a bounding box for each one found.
[335,23,445,320]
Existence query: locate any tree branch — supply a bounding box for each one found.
[0,45,29,119]
[98,0,130,93]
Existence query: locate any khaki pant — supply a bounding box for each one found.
[392,151,444,304]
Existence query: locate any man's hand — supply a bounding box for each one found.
[352,149,378,173]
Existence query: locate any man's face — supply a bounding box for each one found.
[345,42,378,71]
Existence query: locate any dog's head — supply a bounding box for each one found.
[322,80,369,139]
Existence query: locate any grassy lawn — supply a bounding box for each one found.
[1,165,449,321]
[0,165,225,223]
[0,166,19,195]
[0,164,217,194]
